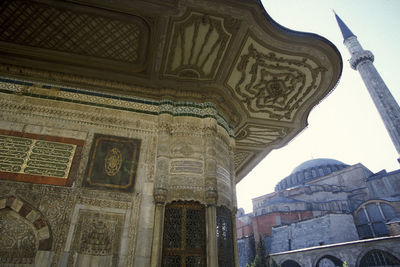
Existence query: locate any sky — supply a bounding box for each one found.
[236,0,400,213]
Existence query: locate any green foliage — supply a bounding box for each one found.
[268,257,280,267]
[250,235,267,267]
[343,261,349,267]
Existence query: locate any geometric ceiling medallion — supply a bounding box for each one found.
[227,35,327,121]
[162,10,237,80]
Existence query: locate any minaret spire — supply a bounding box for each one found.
[334,12,400,156]
[333,11,355,40]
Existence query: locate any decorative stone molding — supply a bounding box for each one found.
[154,187,168,204]
[349,50,374,70]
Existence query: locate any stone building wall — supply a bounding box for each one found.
[237,236,255,267]
[270,214,358,254]
[271,235,400,267]
[367,169,400,198]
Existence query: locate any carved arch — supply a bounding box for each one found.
[0,196,53,251]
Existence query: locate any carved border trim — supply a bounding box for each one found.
[0,77,234,136]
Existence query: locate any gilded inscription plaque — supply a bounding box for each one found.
[0,130,83,186]
[84,134,141,192]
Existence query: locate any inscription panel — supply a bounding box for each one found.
[170,160,203,174]
[0,135,76,178]
[84,134,141,192]
[0,130,83,186]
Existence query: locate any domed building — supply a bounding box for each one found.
[236,158,400,267]
[275,158,350,191]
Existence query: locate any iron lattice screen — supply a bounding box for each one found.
[162,202,206,267]
[217,206,235,267]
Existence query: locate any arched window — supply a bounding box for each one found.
[311,168,317,177]
[281,259,301,267]
[355,202,397,239]
[318,167,325,177]
[359,249,400,266]
[162,202,206,267]
[316,255,343,267]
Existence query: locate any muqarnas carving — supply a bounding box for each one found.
[84,134,141,192]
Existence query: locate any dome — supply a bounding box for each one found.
[291,158,348,174]
[275,158,349,191]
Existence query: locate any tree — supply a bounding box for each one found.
[251,235,267,267]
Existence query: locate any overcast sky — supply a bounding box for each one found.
[236,0,400,213]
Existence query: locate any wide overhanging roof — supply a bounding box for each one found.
[0,0,342,183]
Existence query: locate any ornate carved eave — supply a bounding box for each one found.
[0,0,342,183]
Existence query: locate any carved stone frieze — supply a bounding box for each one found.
[0,77,232,136]
[169,175,204,188]
[170,160,204,175]
[170,140,203,159]
[145,135,157,182]
[233,151,253,171]
[167,187,205,204]
[216,141,230,170]
[69,210,125,266]
[39,194,68,239]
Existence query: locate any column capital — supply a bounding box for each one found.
[154,187,168,204]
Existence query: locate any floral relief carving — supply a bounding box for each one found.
[69,210,124,265]
[0,210,38,264]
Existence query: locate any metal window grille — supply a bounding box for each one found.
[162,202,206,267]
[217,206,234,267]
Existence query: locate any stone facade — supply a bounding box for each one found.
[270,214,358,253]
[236,159,400,267]
[271,236,400,267]
[0,78,237,266]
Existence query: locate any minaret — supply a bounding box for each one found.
[334,12,400,155]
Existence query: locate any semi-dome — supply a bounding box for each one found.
[275,158,349,191]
